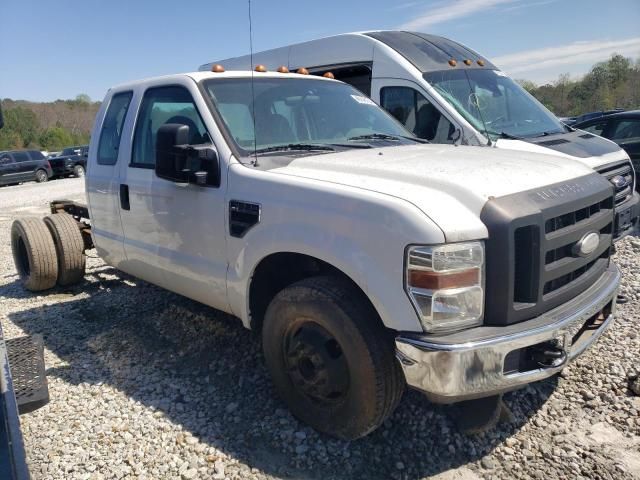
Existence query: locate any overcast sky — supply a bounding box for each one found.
[1,0,639,101]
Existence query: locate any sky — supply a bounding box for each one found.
[1,0,639,102]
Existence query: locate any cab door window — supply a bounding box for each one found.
[581,121,607,136]
[380,86,455,143]
[610,119,640,143]
[131,86,208,168]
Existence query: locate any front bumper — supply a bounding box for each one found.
[614,191,640,240]
[395,264,620,403]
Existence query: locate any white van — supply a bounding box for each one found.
[201,30,639,239]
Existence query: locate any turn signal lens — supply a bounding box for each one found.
[405,242,484,333]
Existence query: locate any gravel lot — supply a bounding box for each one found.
[1,177,639,480]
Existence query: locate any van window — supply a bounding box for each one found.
[98,92,133,165]
[28,151,45,160]
[132,86,208,168]
[380,86,455,143]
[0,153,13,165]
[12,151,29,162]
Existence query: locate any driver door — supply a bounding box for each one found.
[118,81,229,311]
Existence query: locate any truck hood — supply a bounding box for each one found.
[495,129,628,169]
[271,144,595,241]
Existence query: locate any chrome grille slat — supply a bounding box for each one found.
[596,160,635,207]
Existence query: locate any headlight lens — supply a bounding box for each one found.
[405,242,484,333]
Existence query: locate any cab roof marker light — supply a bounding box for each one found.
[464,59,472,66]
[477,60,485,66]
[277,65,289,73]
[297,67,310,75]
[255,64,267,72]
[448,59,457,67]
[323,72,335,79]
[211,64,225,73]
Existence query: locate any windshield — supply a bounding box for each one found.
[424,69,566,140]
[203,77,413,156]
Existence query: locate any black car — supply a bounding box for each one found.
[575,110,640,192]
[48,145,88,178]
[0,150,53,186]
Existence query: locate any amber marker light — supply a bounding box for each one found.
[323,72,335,79]
[477,60,485,66]
[297,67,310,75]
[464,59,472,66]
[277,65,289,73]
[448,59,457,67]
[211,64,225,73]
[408,268,480,290]
[255,64,267,72]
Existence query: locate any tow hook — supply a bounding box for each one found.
[530,341,567,368]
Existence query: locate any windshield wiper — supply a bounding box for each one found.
[487,131,525,140]
[253,143,336,154]
[347,133,427,143]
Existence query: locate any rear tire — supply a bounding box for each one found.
[73,165,85,178]
[43,213,86,286]
[262,276,404,440]
[11,218,59,291]
[35,169,48,183]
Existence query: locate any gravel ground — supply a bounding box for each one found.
[1,177,639,480]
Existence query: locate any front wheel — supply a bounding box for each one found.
[35,169,48,183]
[262,276,404,440]
[73,165,85,177]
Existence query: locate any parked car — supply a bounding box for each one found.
[11,70,622,439]
[48,145,88,178]
[575,111,640,193]
[205,31,639,240]
[0,150,53,185]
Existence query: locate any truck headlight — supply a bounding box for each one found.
[405,242,484,333]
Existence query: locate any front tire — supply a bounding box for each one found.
[262,276,404,440]
[35,169,48,183]
[73,165,85,177]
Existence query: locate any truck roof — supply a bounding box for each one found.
[108,70,337,94]
[200,30,498,74]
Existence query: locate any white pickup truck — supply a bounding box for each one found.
[11,69,621,439]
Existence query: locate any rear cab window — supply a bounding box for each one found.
[97,91,133,165]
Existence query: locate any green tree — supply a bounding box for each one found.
[39,127,74,150]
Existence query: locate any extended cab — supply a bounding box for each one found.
[11,71,621,439]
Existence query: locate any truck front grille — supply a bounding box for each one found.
[481,174,614,326]
[597,160,634,207]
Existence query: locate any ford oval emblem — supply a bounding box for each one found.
[572,232,600,257]
[611,175,628,189]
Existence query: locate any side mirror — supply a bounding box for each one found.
[155,124,220,187]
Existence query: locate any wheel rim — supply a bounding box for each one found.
[283,320,350,404]
[75,166,85,177]
[37,171,47,182]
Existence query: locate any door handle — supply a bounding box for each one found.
[119,184,130,211]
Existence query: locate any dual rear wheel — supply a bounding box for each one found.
[11,213,86,291]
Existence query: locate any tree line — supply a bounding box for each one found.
[0,95,99,151]
[517,54,640,117]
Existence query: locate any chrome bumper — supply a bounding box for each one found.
[395,264,620,403]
